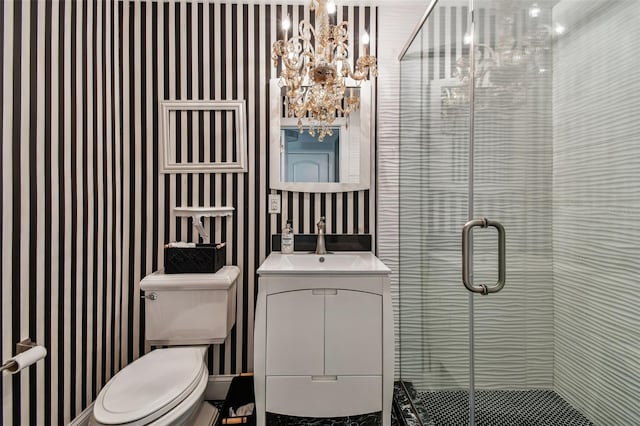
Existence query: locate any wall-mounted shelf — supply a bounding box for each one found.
[174,206,235,218]
[174,206,235,243]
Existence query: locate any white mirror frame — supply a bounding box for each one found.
[269,79,372,193]
[160,99,247,173]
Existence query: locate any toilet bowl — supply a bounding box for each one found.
[92,347,209,425]
[93,266,240,425]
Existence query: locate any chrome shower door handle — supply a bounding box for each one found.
[462,218,506,295]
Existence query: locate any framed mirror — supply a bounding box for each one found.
[269,79,372,192]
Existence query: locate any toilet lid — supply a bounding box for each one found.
[93,347,206,425]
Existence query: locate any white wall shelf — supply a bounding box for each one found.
[174,206,235,243]
[174,206,235,218]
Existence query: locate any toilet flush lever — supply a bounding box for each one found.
[141,292,158,301]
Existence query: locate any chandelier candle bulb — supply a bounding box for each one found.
[327,1,336,14]
[327,1,336,24]
[362,31,370,56]
[282,15,291,39]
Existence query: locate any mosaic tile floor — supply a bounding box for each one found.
[407,386,594,426]
[213,383,593,425]
[212,402,396,425]
[265,411,385,425]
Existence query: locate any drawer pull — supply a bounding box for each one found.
[311,375,338,382]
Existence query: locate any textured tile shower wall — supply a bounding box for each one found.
[0,1,376,424]
[376,1,426,380]
[552,0,640,424]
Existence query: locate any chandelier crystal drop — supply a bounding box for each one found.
[272,0,378,141]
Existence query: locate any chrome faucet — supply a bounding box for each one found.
[315,216,327,255]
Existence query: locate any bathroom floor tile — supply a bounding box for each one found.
[413,388,594,426]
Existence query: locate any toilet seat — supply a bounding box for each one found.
[93,347,207,425]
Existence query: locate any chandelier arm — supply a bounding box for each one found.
[346,69,366,81]
[276,52,305,74]
[334,44,349,62]
[273,36,312,74]
[345,56,378,81]
[298,20,317,42]
[331,22,349,43]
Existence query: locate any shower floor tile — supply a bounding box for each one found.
[414,388,594,426]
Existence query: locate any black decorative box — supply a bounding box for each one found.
[164,243,226,274]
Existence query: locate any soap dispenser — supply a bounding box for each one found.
[281,220,294,254]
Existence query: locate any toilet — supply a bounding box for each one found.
[92,266,240,425]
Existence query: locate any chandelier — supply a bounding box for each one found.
[272,0,378,141]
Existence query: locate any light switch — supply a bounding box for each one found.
[268,194,281,214]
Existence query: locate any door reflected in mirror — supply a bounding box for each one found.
[281,124,362,185]
[281,127,341,183]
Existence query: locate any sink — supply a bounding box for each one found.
[257,252,390,275]
[283,253,363,269]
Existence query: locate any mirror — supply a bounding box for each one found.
[269,79,371,192]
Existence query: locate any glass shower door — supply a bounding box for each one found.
[400,0,639,424]
[468,1,640,424]
[399,0,473,423]
[467,1,555,422]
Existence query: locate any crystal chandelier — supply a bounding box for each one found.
[272,0,378,141]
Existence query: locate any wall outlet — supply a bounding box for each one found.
[268,194,281,214]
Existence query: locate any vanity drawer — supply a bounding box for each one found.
[265,375,382,417]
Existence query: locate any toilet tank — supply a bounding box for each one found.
[140,266,239,345]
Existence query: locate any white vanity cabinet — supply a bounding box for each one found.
[254,252,393,426]
[266,288,382,376]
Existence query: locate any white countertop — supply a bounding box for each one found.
[257,252,391,276]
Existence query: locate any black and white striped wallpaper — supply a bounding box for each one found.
[2,1,119,424]
[0,1,376,424]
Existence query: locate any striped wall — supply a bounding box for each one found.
[2,1,119,424]
[0,1,377,424]
[552,0,640,424]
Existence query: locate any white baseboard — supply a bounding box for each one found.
[70,375,237,425]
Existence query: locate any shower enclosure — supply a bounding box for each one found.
[398,0,639,424]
